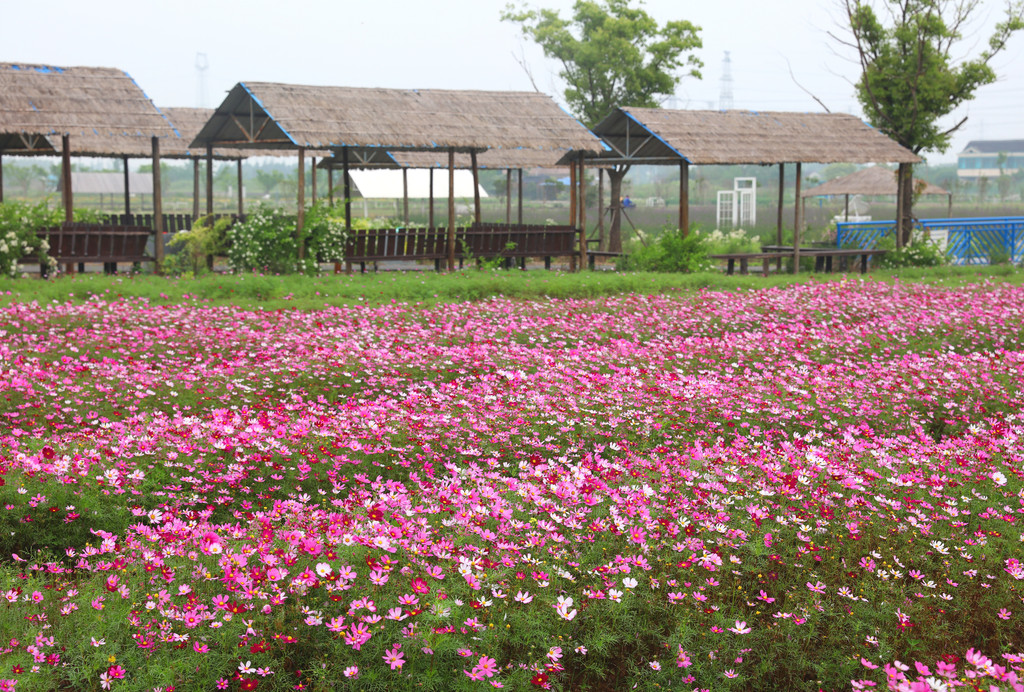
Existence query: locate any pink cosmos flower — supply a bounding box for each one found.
[383,645,405,670]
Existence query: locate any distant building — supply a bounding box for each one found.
[957,140,1024,180]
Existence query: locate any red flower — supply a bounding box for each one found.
[239,677,259,691]
[530,673,549,687]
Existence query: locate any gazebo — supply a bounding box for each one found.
[580,107,921,270]
[800,165,951,219]
[0,62,181,268]
[191,83,604,269]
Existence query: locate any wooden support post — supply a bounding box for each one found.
[62,135,73,223]
[297,147,305,260]
[152,136,165,273]
[123,156,131,216]
[328,167,334,206]
[402,168,409,225]
[844,194,850,222]
[341,148,351,275]
[61,135,74,275]
[679,160,689,236]
[947,193,952,218]
[895,164,905,249]
[568,160,577,272]
[792,162,802,274]
[205,144,214,216]
[579,158,587,269]
[428,168,435,229]
[777,163,785,273]
[192,159,200,220]
[237,159,244,216]
[0,153,4,203]
[598,167,605,250]
[310,157,317,203]
[447,148,456,271]
[517,169,523,225]
[506,169,512,224]
[471,150,481,224]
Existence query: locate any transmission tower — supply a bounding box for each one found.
[195,53,209,108]
[719,51,734,111]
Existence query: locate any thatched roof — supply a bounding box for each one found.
[192,83,604,155]
[801,165,949,198]
[0,63,180,157]
[161,107,329,160]
[584,107,921,166]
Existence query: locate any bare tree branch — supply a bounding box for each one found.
[784,57,832,112]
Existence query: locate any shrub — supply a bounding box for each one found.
[618,226,711,272]
[303,201,349,265]
[0,201,60,277]
[877,235,949,268]
[228,205,300,274]
[165,214,232,276]
[698,227,762,255]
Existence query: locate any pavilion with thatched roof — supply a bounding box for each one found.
[0,62,181,268]
[191,83,604,269]
[580,107,921,270]
[801,165,951,220]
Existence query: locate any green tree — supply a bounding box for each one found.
[837,0,1024,240]
[502,0,702,252]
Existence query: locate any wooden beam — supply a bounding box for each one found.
[505,169,512,224]
[517,169,523,225]
[777,164,785,273]
[192,159,200,220]
[152,136,165,273]
[448,148,456,271]
[471,150,481,224]
[205,144,214,216]
[402,168,409,225]
[123,156,131,215]
[679,160,689,236]
[792,162,802,274]
[428,168,434,229]
[62,134,73,223]
[311,157,317,203]
[296,147,305,260]
[61,135,73,275]
[579,158,588,270]
[237,159,244,216]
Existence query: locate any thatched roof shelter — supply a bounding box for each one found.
[162,107,330,160]
[0,63,179,157]
[191,83,603,155]
[0,62,179,265]
[587,107,921,165]
[801,165,948,197]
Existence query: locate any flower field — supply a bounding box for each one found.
[1,279,1023,691]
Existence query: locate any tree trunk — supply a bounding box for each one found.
[606,165,629,253]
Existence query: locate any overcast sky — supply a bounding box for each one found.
[6,0,1022,164]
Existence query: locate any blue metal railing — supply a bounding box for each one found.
[836,217,1024,265]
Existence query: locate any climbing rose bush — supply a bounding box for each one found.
[0,279,1023,690]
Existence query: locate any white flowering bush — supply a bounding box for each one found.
[228,203,349,276]
[697,227,763,254]
[0,201,62,277]
[227,205,301,275]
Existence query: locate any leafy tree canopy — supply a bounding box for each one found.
[502,0,702,127]
[839,0,1024,154]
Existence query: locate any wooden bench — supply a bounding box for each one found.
[340,224,583,272]
[27,223,153,276]
[709,248,887,276]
